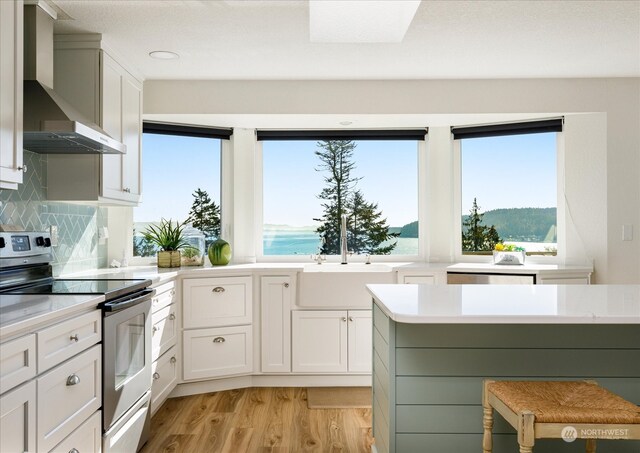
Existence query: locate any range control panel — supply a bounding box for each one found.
[0,231,52,259]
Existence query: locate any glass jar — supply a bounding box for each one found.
[181,225,206,266]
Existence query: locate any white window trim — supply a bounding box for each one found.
[453,132,562,264]
[255,139,425,263]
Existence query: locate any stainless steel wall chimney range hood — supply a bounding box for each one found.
[23,4,126,155]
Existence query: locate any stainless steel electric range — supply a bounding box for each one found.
[0,231,154,452]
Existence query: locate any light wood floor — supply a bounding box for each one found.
[141,387,374,453]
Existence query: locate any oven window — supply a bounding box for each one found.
[115,313,146,388]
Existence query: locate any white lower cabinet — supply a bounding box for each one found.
[49,410,101,453]
[0,309,101,453]
[402,275,435,284]
[0,333,36,394]
[0,380,36,453]
[347,311,373,373]
[261,276,292,373]
[151,346,178,415]
[151,305,177,362]
[183,325,253,380]
[37,345,102,452]
[182,276,252,328]
[292,310,372,374]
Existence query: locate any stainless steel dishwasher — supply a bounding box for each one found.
[447,272,536,284]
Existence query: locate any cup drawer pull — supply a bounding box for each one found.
[212,287,225,293]
[213,337,225,343]
[66,374,80,386]
[69,448,80,453]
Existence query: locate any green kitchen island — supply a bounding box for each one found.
[366,284,640,453]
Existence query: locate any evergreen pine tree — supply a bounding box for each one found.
[186,188,221,245]
[461,198,501,251]
[313,140,360,255]
[313,140,397,255]
[348,190,398,255]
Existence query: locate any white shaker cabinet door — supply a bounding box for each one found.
[347,310,372,373]
[292,310,348,373]
[0,380,36,453]
[0,0,23,188]
[261,276,292,373]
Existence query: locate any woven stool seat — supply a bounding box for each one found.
[487,381,640,424]
[483,380,640,453]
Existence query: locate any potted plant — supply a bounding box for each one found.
[142,219,188,268]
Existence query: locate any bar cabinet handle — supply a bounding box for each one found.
[69,334,79,342]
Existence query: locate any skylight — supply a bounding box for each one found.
[309,0,421,43]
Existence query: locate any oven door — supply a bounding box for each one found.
[102,290,153,432]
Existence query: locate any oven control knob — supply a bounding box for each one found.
[35,236,45,246]
[44,238,52,247]
[0,238,5,248]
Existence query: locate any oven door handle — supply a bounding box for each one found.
[102,288,156,313]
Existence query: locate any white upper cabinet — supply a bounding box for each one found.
[48,34,142,204]
[0,0,24,189]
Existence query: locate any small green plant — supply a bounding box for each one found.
[142,219,188,251]
[182,246,200,259]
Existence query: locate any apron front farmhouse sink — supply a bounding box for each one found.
[298,263,395,309]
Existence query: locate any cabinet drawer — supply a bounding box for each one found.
[0,334,36,394]
[37,310,101,373]
[152,304,177,362]
[403,275,435,284]
[151,346,178,415]
[152,281,176,313]
[183,276,252,328]
[183,325,252,380]
[37,345,102,452]
[0,380,36,453]
[49,410,101,453]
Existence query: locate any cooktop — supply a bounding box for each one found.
[3,278,152,302]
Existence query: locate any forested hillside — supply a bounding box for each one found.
[397,207,557,242]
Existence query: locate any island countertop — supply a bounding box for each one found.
[366,284,640,324]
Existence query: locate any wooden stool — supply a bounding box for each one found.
[482,380,640,453]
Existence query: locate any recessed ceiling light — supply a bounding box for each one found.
[149,51,180,60]
[339,121,353,126]
[309,0,420,43]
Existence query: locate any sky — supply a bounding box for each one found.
[461,132,557,214]
[263,140,419,227]
[134,134,221,223]
[134,132,557,228]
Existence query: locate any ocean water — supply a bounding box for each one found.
[263,229,419,256]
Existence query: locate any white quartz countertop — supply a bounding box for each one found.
[0,293,104,338]
[367,284,640,324]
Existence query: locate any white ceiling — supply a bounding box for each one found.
[51,0,640,81]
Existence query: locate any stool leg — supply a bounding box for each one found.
[517,411,535,453]
[482,407,494,453]
[482,380,495,453]
[586,439,596,453]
